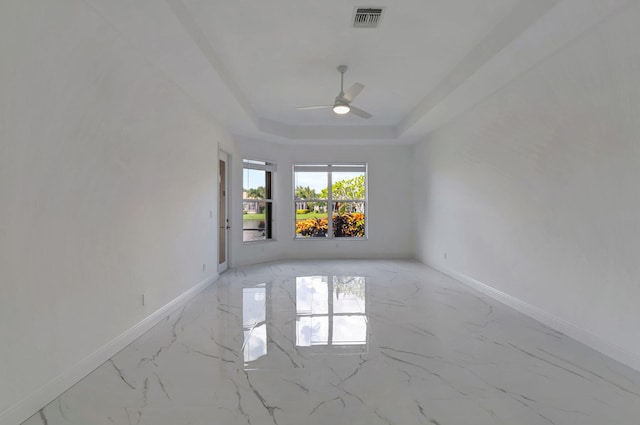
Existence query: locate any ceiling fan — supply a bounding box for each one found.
[296,65,372,119]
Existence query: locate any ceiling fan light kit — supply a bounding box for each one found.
[333,101,350,114]
[296,65,372,119]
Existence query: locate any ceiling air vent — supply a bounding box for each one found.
[353,7,384,28]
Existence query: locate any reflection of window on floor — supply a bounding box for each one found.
[242,285,267,363]
[295,276,366,347]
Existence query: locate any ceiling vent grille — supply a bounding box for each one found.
[353,7,384,28]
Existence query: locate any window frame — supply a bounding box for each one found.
[242,158,276,243]
[292,163,368,240]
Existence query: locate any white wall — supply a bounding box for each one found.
[233,140,414,267]
[413,2,640,369]
[0,1,236,422]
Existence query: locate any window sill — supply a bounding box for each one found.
[242,239,276,245]
[293,237,368,241]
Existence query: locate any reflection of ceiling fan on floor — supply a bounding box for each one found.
[296,65,372,119]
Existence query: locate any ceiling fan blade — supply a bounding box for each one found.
[342,83,364,102]
[296,105,332,110]
[349,105,372,119]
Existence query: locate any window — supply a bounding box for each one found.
[243,159,275,242]
[293,164,366,239]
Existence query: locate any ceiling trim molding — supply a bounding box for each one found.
[165,0,261,128]
[397,0,560,135]
[400,0,633,140]
[258,118,397,140]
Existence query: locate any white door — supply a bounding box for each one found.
[218,151,229,272]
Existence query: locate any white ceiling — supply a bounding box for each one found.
[85,0,630,144]
[183,0,519,126]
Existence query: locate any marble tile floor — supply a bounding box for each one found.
[23,259,640,425]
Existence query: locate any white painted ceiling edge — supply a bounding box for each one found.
[86,0,631,145]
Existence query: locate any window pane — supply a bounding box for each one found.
[295,207,328,238]
[243,169,267,199]
[332,202,365,238]
[243,201,271,242]
[331,172,365,200]
[294,172,327,200]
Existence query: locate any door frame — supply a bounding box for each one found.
[218,150,230,272]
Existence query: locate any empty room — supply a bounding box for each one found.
[2,0,640,424]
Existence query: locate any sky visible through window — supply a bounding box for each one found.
[295,172,362,194]
[243,168,265,190]
[295,173,325,192]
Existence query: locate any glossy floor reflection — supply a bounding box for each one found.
[24,260,640,424]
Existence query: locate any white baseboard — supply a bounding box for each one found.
[0,273,218,425]
[429,262,640,373]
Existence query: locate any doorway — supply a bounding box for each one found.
[218,151,229,272]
